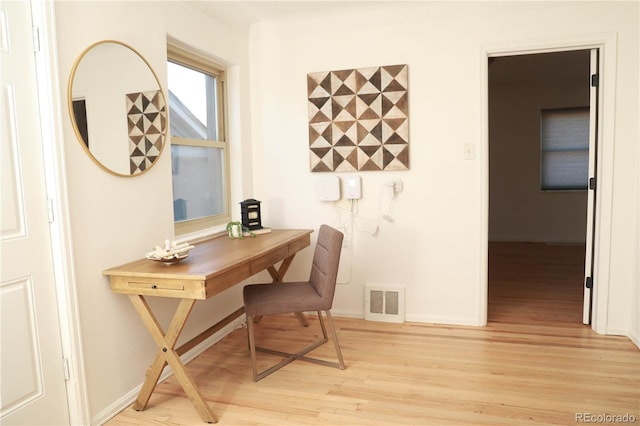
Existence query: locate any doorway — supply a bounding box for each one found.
[487,50,593,325]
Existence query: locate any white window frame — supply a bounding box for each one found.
[167,43,231,235]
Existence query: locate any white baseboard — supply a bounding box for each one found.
[606,327,640,350]
[405,313,480,326]
[331,309,480,327]
[92,317,245,426]
[331,309,364,319]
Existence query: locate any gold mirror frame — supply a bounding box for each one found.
[68,40,168,177]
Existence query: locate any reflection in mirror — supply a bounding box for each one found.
[68,40,167,176]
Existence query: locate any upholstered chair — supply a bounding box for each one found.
[242,224,345,381]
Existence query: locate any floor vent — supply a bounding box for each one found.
[364,286,405,323]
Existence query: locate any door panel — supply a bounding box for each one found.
[583,48,598,325]
[1,277,43,413]
[0,1,70,424]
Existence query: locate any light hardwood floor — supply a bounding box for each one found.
[106,243,639,425]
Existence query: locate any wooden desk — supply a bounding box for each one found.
[103,229,312,423]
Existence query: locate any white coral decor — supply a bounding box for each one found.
[145,239,194,262]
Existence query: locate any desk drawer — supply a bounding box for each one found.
[128,281,184,291]
[250,246,288,274]
[109,276,206,299]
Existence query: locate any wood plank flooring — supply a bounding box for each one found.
[489,241,586,324]
[106,243,639,425]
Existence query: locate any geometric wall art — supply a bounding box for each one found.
[307,64,409,172]
[126,90,167,175]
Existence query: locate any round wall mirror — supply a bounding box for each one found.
[68,40,167,177]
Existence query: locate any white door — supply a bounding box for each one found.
[582,48,599,325]
[0,1,70,424]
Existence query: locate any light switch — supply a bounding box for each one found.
[464,143,475,160]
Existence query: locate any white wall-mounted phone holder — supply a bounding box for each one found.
[315,175,341,201]
[344,175,362,200]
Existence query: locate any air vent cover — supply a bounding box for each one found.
[364,286,405,323]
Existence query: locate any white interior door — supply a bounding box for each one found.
[0,2,70,424]
[582,48,599,325]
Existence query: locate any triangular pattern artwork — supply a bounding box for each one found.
[308,64,409,172]
[126,90,167,175]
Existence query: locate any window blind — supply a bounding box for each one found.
[540,107,589,190]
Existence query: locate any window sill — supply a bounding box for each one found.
[175,224,228,245]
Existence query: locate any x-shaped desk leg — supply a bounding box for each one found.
[264,255,308,326]
[128,295,217,423]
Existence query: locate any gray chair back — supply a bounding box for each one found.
[309,225,344,309]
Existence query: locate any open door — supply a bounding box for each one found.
[0,1,71,424]
[583,48,599,325]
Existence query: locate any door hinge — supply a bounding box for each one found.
[32,26,41,53]
[585,276,593,289]
[47,198,55,223]
[591,74,599,87]
[589,177,596,190]
[62,357,71,380]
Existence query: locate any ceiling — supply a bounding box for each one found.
[182,1,379,28]
[182,1,560,30]
[181,1,592,88]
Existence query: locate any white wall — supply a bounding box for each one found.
[248,1,639,330]
[54,1,254,421]
[52,0,639,422]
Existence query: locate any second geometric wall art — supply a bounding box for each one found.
[308,64,409,172]
[126,89,166,175]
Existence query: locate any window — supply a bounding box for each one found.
[167,44,230,235]
[540,107,589,191]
